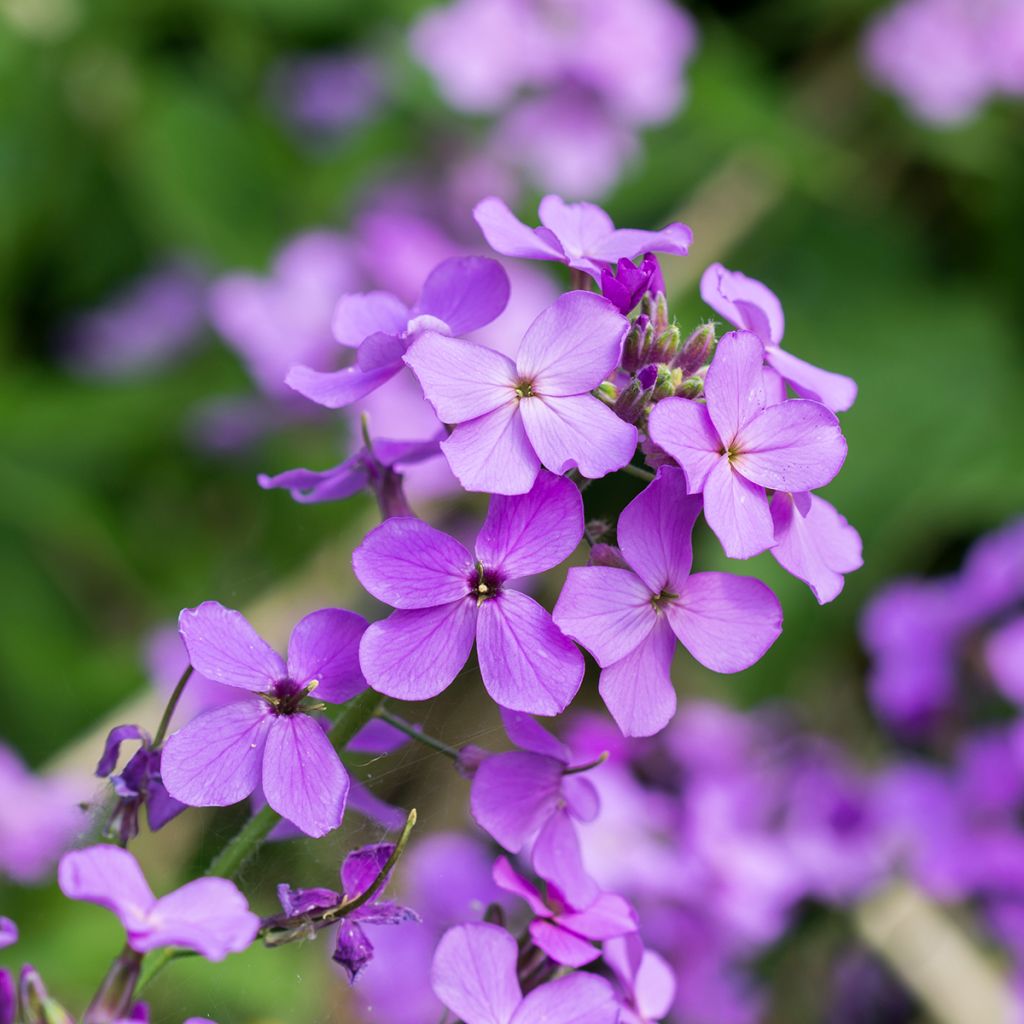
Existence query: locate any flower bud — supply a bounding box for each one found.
[651,325,682,364]
[589,543,630,570]
[651,365,681,403]
[621,314,654,373]
[672,322,716,377]
[595,380,618,406]
[611,372,655,424]
[677,367,707,399]
[19,967,74,1024]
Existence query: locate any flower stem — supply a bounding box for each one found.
[152,665,193,748]
[620,463,655,482]
[377,707,460,760]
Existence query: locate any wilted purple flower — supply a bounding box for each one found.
[286,256,509,410]
[162,602,368,837]
[354,472,584,715]
[700,263,857,413]
[601,254,663,316]
[276,843,418,983]
[554,467,783,737]
[648,331,847,559]
[95,725,186,844]
[431,922,619,1024]
[604,934,677,1024]
[58,845,258,960]
[405,291,635,493]
[492,856,637,966]
[474,195,691,279]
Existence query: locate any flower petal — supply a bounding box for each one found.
[342,843,394,900]
[519,395,637,480]
[552,566,656,667]
[178,602,284,692]
[417,256,510,336]
[537,195,616,262]
[471,752,563,852]
[285,363,398,409]
[598,617,677,738]
[765,347,857,413]
[734,399,847,492]
[332,291,409,347]
[531,811,598,915]
[353,517,473,610]
[617,466,699,593]
[58,846,154,934]
[359,602,477,700]
[162,699,271,807]
[475,471,583,579]
[702,458,774,559]
[667,572,782,673]
[588,223,693,264]
[431,923,522,1024]
[257,457,367,504]
[442,404,541,495]
[514,293,627,396]
[704,330,767,442]
[476,590,584,715]
[509,974,619,1024]
[474,196,566,262]
[499,709,569,761]
[404,332,517,422]
[700,263,784,346]
[646,397,722,493]
[492,856,550,917]
[262,714,349,838]
[529,920,600,967]
[558,893,638,941]
[286,608,368,703]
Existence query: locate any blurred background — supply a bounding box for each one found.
[1,0,1023,1021]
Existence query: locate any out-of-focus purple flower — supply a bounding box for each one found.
[406,291,635,494]
[700,263,857,413]
[827,950,917,1024]
[601,255,662,316]
[988,617,1024,704]
[354,472,585,715]
[649,331,847,559]
[0,919,15,950]
[604,934,676,1024]
[287,256,510,410]
[58,845,258,960]
[162,602,368,837]
[475,195,691,280]
[554,467,783,737]
[0,743,86,885]
[95,725,186,844]
[62,264,206,378]
[271,53,383,135]
[431,922,620,1024]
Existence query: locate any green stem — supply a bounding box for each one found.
[377,708,460,760]
[152,665,193,747]
[620,463,655,482]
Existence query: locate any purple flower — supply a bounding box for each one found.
[769,491,863,604]
[286,256,510,410]
[470,711,601,907]
[161,602,368,837]
[601,254,663,316]
[95,725,187,843]
[988,616,1024,704]
[354,472,584,715]
[699,263,858,413]
[604,934,677,1024]
[431,922,620,1024]
[0,919,15,950]
[492,856,637,967]
[270,53,382,135]
[474,195,691,279]
[405,291,635,494]
[58,845,258,960]
[553,467,783,737]
[648,331,848,560]
[276,843,418,983]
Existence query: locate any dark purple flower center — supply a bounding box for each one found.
[469,563,504,605]
[651,589,677,611]
[268,678,312,715]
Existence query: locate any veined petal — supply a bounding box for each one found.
[734,399,847,492]
[646,397,722,493]
[552,566,656,667]
[617,466,699,593]
[704,330,767,442]
[514,293,627,396]
[531,810,597,910]
[431,923,522,1024]
[359,602,477,700]
[558,893,638,940]
[286,608,368,703]
[178,601,284,692]
[471,751,563,852]
[702,459,774,560]
[342,843,394,900]
[417,256,510,336]
[58,846,154,934]
[477,590,584,716]
[537,195,614,262]
[476,471,583,579]
[588,223,692,263]
[257,458,367,504]
[286,363,398,409]
[332,291,409,347]
[700,263,784,346]
[598,617,677,738]
[765,346,858,413]
[529,920,600,967]
[353,517,472,610]
[357,331,406,371]
[500,708,569,762]
[162,699,272,807]
[262,714,349,838]
[474,196,566,262]
[404,333,517,422]
[492,856,550,917]
[442,404,541,495]
[668,571,782,673]
[520,395,637,480]
[510,974,619,1024]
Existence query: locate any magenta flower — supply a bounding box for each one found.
[405,291,636,494]
[492,856,636,967]
[600,254,663,316]
[769,491,863,604]
[58,845,258,960]
[700,263,857,413]
[648,331,848,560]
[474,195,691,279]
[162,602,368,837]
[354,472,584,715]
[431,923,619,1024]
[286,256,509,409]
[553,467,783,737]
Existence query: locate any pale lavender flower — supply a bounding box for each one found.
[988,617,1024,704]
[354,472,585,715]
[431,922,619,1024]
[58,845,258,960]
[406,291,635,494]
[604,934,677,1024]
[162,602,368,837]
[0,920,15,950]
[553,467,783,737]
[648,331,847,560]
